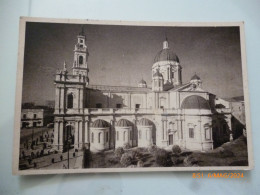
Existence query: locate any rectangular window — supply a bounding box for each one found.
[205,128,211,140]
[96,103,102,108]
[189,128,194,138]
[135,104,140,109]
[23,114,26,119]
[34,114,37,119]
[116,131,119,141]
[139,130,142,139]
[116,104,122,108]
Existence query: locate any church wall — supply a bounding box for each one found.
[183,115,213,151]
[85,89,148,109]
[158,92,169,109]
[130,93,147,109]
[147,93,154,109]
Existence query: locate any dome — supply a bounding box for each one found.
[154,40,179,63]
[138,118,153,126]
[191,74,201,80]
[91,119,110,128]
[154,49,179,63]
[138,79,147,85]
[181,95,210,110]
[116,119,132,127]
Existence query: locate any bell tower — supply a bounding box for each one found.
[72,27,89,80]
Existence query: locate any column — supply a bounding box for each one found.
[78,120,83,149]
[168,67,170,82]
[199,119,203,151]
[79,88,83,113]
[175,66,179,85]
[164,120,167,142]
[78,88,80,112]
[59,121,64,151]
[84,120,89,144]
[54,121,59,149]
[60,87,64,114]
[55,88,60,114]
[133,119,137,147]
[74,121,79,149]
[162,120,164,140]
[176,119,179,140]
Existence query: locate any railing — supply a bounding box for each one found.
[87,84,151,92]
[85,108,179,115]
[55,73,87,83]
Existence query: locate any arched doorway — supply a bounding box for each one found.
[63,125,75,151]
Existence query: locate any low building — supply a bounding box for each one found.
[21,107,54,128]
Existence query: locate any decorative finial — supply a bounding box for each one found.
[163,34,169,49]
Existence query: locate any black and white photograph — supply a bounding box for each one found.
[13,17,253,175]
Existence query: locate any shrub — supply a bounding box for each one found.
[137,160,144,167]
[172,145,181,154]
[155,149,172,167]
[131,149,142,160]
[220,148,234,158]
[123,143,131,150]
[107,157,119,166]
[183,156,198,167]
[114,147,124,158]
[135,147,146,154]
[120,153,133,167]
[148,145,158,154]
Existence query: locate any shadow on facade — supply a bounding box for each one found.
[86,90,127,108]
[212,114,230,148]
[231,116,245,140]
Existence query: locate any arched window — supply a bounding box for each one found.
[79,56,83,65]
[189,128,194,138]
[98,132,102,143]
[91,132,94,143]
[123,131,126,141]
[67,94,73,108]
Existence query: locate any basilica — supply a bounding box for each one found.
[53,30,233,152]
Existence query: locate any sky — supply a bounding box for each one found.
[22,22,244,105]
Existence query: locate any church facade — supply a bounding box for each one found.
[53,30,232,152]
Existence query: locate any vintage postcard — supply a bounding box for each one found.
[13,17,253,175]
